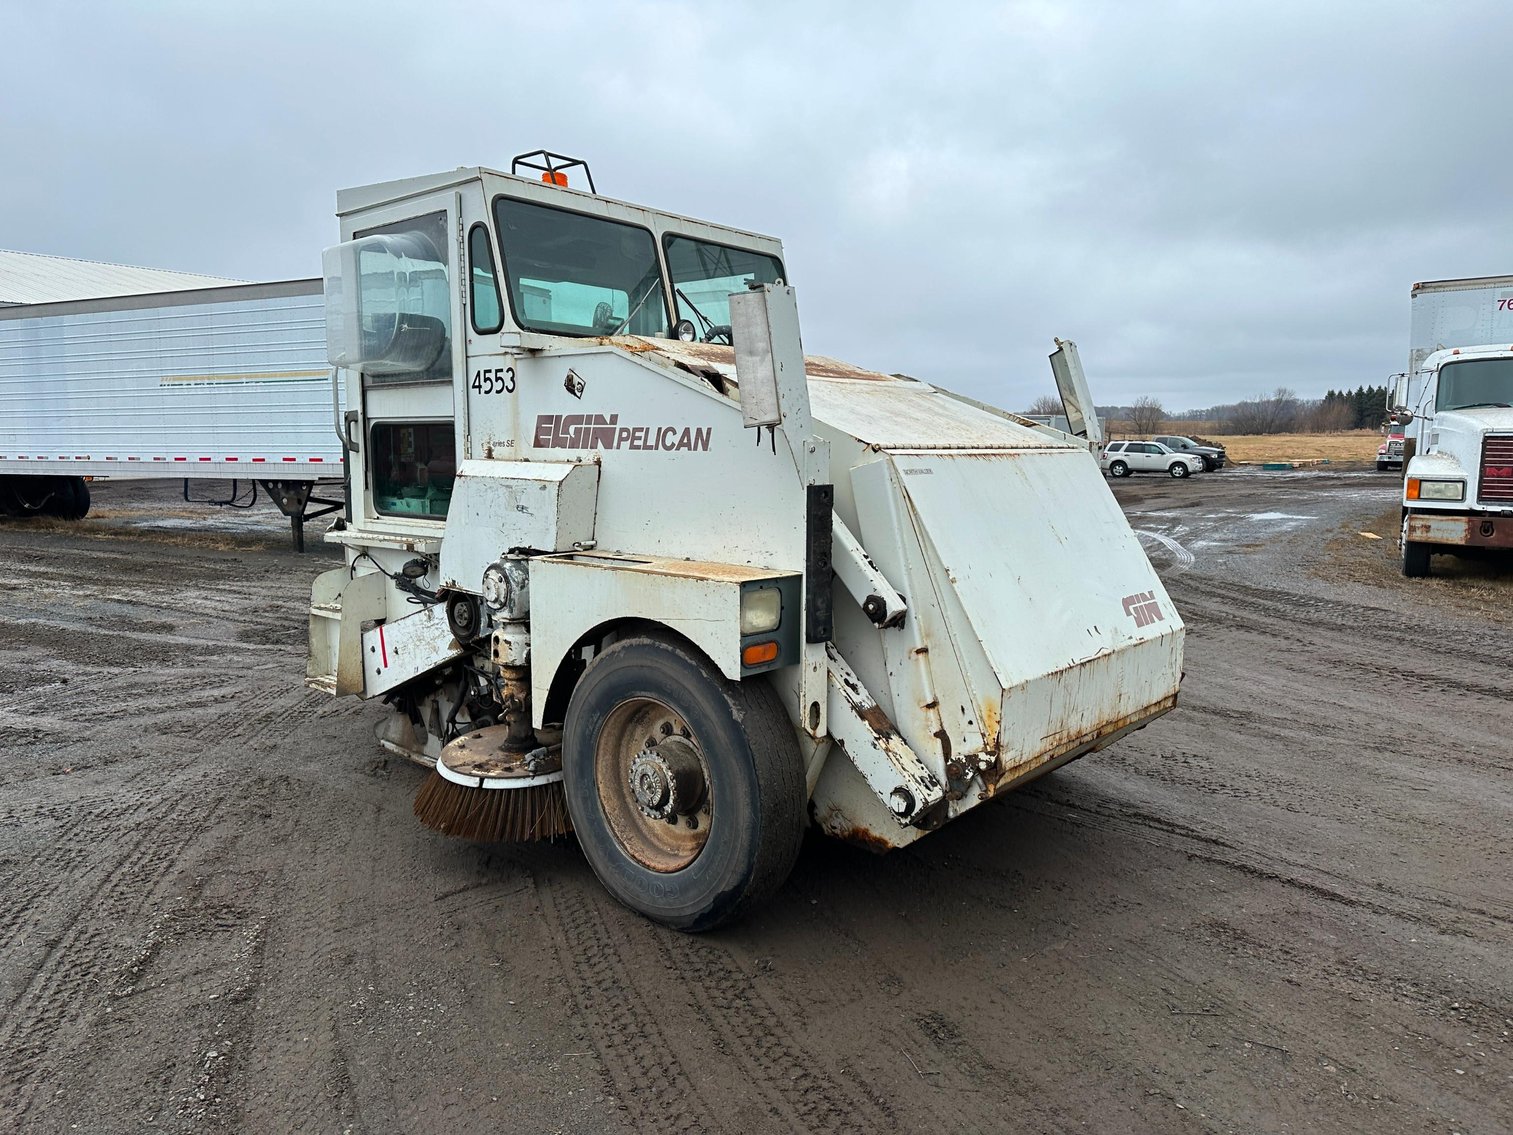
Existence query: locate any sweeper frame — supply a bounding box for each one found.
[306,155,1185,931]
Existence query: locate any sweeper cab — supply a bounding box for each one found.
[306,152,1185,931]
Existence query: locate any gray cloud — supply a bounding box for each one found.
[4,0,1509,410]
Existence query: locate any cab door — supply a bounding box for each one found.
[327,201,464,531]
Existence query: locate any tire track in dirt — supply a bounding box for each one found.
[654,932,896,1135]
[0,783,230,1122]
[536,881,709,1133]
[1009,785,1513,936]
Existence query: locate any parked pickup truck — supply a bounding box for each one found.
[1100,440,1205,478]
[1153,435,1227,471]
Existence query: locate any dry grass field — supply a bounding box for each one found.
[1102,425,1385,466]
[1204,429,1383,466]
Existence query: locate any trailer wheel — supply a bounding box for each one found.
[1108,460,1129,478]
[7,476,59,515]
[62,477,90,520]
[562,633,805,932]
[1169,462,1190,478]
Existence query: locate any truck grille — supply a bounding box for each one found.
[1481,435,1513,503]
[1386,439,1403,456]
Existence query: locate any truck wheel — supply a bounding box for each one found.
[1376,461,1388,472]
[1402,540,1431,577]
[1108,460,1129,477]
[1169,462,1190,478]
[562,633,805,932]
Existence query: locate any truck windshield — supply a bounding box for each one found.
[1437,358,1513,411]
[494,197,669,337]
[664,235,784,342]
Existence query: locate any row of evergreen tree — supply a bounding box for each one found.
[1317,385,1392,430]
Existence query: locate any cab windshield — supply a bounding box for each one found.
[1437,358,1513,412]
[494,197,669,337]
[664,235,784,343]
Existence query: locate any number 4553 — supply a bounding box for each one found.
[471,367,516,394]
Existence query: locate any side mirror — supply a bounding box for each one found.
[1390,407,1414,425]
[730,284,811,436]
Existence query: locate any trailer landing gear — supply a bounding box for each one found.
[180,478,343,551]
[260,480,344,553]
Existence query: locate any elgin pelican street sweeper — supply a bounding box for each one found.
[306,152,1185,931]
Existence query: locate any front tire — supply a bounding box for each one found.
[562,633,805,932]
[1401,515,1431,577]
[1108,460,1129,478]
[1169,462,1190,478]
[1402,539,1431,577]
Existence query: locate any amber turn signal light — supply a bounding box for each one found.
[742,641,779,666]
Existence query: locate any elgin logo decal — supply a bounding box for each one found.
[1121,590,1165,629]
[533,413,711,453]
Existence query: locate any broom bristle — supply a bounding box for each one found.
[413,771,572,843]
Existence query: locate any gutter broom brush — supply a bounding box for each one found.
[414,724,572,843]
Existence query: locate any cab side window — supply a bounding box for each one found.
[371,422,456,518]
[469,225,504,334]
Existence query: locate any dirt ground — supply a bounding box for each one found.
[1,474,1508,1134]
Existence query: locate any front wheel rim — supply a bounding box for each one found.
[594,696,713,872]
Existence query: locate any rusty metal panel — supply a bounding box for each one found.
[1407,512,1513,548]
[825,644,944,826]
[641,340,898,386]
[814,444,1185,843]
[528,552,781,726]
[1408,513,1474,546]
[360,601,465,698]
[437,460,598,594]
[808,381,1066,451]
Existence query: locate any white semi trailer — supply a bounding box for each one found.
[305,153,1186,930]
[0,280,344,549]
[1392,277,1513,576]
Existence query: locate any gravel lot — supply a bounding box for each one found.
[1,472,1508,1134]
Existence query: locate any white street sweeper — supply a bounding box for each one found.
[306,151,1184,930]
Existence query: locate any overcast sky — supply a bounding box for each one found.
[4,0,1509,410]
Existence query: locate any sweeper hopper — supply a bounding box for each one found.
[306,153,1184,930]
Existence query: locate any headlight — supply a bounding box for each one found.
[740,586,782,635]
[1406,478,1465,501]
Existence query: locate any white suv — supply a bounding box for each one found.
[1100,440,1204,479]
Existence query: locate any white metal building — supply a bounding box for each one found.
[0,248,238,306]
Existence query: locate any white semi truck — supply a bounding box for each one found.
[304,153,1186,930]
[1392,276,1513,576]
[0,280,344,549]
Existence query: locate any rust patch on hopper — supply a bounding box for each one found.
[830,824,898,854]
